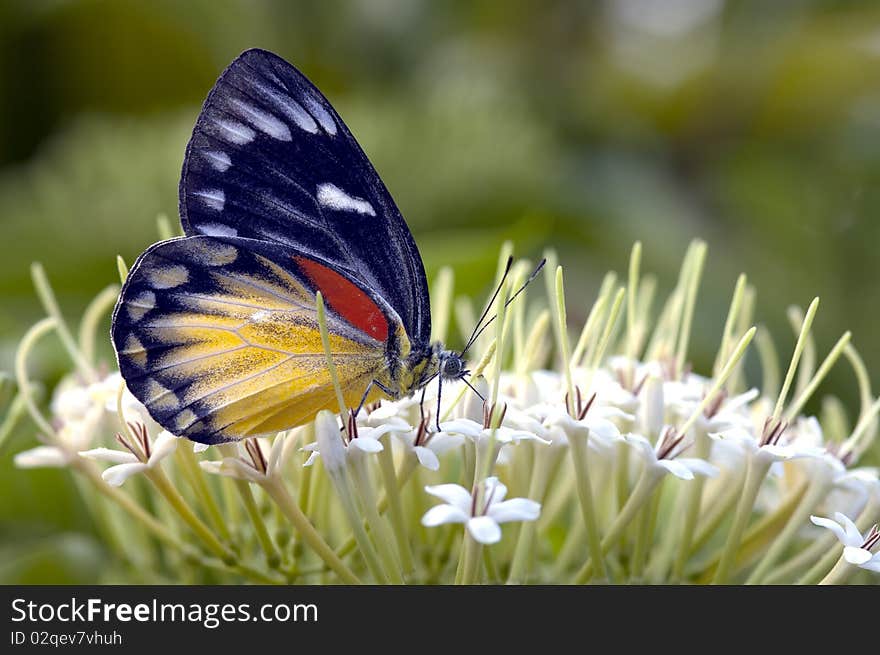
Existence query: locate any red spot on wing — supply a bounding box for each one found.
[294,256,389,342]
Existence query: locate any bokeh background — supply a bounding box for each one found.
[1,0,879,582]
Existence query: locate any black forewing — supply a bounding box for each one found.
[178,48,430,348]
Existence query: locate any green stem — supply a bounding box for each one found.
[574,468,661,583]
[568,428,610,582]
[14,317,57,438]
[745,476,831,584]
[30,263,96,381]
[77,284,120,366]
[459,535,483,585]
[349,454,404,584]
[176,445,232,543]
[234,479,281,568]
[377,435,415,579]
[671,428,711,581]
[818,558,855,585]
[262,476,362,584]
[630,482,663,582]
[147,467,233,562]
[335,455,418,559]
[712,454,771,584]
[506,447,557,583]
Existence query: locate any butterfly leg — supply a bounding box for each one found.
[353,378,396,419]
[435,374,443,432]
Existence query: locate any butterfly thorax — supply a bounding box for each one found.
[388,343,467,400]
[389,343,440,398]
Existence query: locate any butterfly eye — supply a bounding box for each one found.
[442,356,463,378]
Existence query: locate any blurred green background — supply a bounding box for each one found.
[2,0,880,582]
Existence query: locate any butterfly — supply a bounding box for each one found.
[111,48,538,445]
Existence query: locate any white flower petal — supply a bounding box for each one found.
[860,554,880,573]
[350,437,384,453]
[437,418,483,437]
[427,433,464,454]
[833,512,865,545]
[148,430,179,464]
[641,376,665,437]
[424,483,473,512]
[467,516,502,544]
[810,515,850,545]
[421,504,469,527]
[303,451,320,467]
[657,459,695,480]
[102,462,149,486]
[363,423,412,440]
[676,458,719,479]
[623,433,658,462]
[709,428,757,449]
[193,442,210,453]
[489,498,541,523]
[199,457,259,482]
[314,410,346,472]
[13,446,69,469]
[496,428,551,445]
[843,546,873,566]
[414,446,440,471]
[584,418,622,443]
[79,447,139,465]
[483,476,508,503]
[266,435,286,472]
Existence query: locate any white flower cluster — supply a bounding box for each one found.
[7,242,880,584]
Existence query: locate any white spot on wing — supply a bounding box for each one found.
[230,99,291,141]
[189,240,238,267]
[146,265,189,289]
[317,183,375,216]
[126,290,156,322]
[121,335,148,366]
[198,223,238,237]
[144,379,178,411]
[192,189,225,211]
[214,119,255,145]
[204,150,231,172]
[253,82,318,134]
[303,94,337,135]
[173,409,199,433]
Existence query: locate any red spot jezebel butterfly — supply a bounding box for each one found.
[111,49,541,444]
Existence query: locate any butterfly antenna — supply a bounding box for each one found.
[461,375,486,402]
[460,257,514,355]
[461,258,546,357]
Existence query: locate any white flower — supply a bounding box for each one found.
[392,414,463,471]
[669,386,759,435]
[422,476,541,544]
[709,423,825,467]
[14,398,103,469]
[79,423,178,486]
[303,411,410,470]
[438,407,551,449]
[810,513,880,573]
[623,430,719,481]
[201,433,297,483]
[536,404,624,451]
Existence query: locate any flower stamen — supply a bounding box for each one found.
[243,438,268,474]
[565,386,598,421]
[760,417,789,447]
[657,426,689,460]
[863,525,880,552]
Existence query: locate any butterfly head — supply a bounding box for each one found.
[439,349,468,382]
